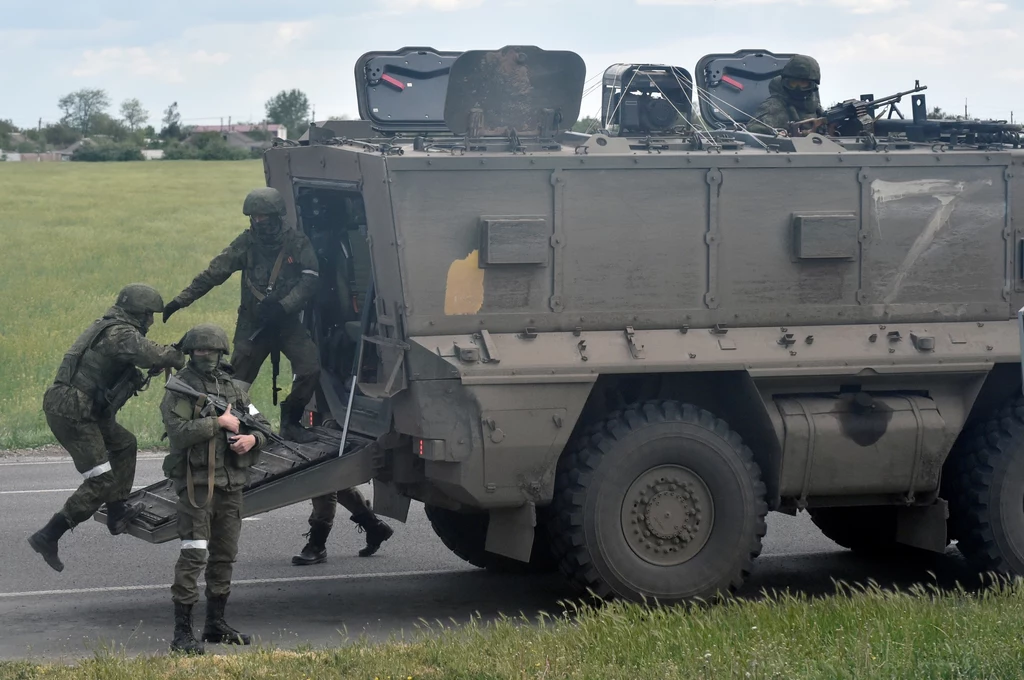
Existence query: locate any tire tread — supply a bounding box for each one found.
[548,398,768,601]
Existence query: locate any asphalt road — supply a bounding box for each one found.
[0,453,978,661]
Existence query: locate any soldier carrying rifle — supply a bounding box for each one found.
[160,323,269,655]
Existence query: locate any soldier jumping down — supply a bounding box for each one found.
[28,284,185,572]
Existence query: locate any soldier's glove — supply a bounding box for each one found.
[257,299,287,324]
[162,300,182,323]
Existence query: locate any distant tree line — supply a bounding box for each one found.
[1,87,316,162]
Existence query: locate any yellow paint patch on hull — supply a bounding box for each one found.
[444,249,485,315]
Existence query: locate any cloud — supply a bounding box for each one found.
[275,21,313,46]
[190,50,231,66]
[71,47,186,84]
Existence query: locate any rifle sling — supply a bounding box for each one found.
[186,394,216,509]
[246,247,289,303]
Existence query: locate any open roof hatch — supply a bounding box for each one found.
[695,49,796,128]
[442,46,586,137]
[602,64,693,136]
[354,46,463,133]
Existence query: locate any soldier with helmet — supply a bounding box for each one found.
[746,54,825,135]
[27,283,186,572]
[162,187,322,444]
[161,323,269,655]
[163,187,395,558]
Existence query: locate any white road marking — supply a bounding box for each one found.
[0,568,465,599]
[0,486,148,495]
[0,455,164,467]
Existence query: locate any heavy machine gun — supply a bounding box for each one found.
[788,82,928,137]
[787,81,1023,146]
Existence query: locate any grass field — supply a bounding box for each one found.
[0,160,288,449]
[2,581,1024,678]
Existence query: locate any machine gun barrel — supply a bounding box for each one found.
[866,81,927,114]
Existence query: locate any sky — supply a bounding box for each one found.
[1,0,1020,133]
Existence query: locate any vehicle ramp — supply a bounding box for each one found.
[92,428,376,544]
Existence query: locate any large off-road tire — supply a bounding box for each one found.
[424,505,557,574]
[808,506,900,554]
[548,400,768,604]
[944,395,1024,574]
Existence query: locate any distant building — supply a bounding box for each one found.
[188,122,288,139]
[142,149,165,160]
[14,152,68,162]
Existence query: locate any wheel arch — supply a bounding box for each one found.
[564,370,783,508]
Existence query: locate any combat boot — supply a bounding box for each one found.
[105,499,145,535]
[291,520,331,565]
[202,595,251,645]
[351,511,394,557]
[170,602,205,655]
[279,403,318,444]
[27,513,69,572]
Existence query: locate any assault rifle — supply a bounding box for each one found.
[97,365,165,418]
[164,374,309,457]
[788,81,928,137]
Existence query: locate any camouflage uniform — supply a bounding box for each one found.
[746,55,826,135]
[162,323,269,655]
[163,187,321,444]
[27,284,185,573]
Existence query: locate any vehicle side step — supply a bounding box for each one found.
[93,427,377,544]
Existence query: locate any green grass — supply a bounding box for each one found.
[0,160,292,449]
[3,581,1024,678]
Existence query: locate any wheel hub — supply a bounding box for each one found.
[621,465,714,566]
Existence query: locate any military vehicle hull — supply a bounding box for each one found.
[253,125,1024,602]
[108,45,1024,605]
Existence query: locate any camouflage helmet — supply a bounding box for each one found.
[180,323,230,353]
[242,187,287,217]
[115,283,164,314]
[781,55,821,85]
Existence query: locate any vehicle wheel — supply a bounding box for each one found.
[808,506,899,554]
[944,395,1024,574]
[424,504,557,573]
[548,400,768,604]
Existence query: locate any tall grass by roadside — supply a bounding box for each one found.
[2,580,1024,679]
[0,160,287,449]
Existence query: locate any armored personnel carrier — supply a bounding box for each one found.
[109,46,1024,605]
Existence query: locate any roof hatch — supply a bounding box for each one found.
[442,45,586,137]
[602,64,694,136]
[694,49,796,128]
[354,46,463,133]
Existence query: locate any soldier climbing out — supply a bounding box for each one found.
[162,187,323,444]
[746,55,826,135]
[161,323,267,655]
[162,187,393,559]
[27,284,186,572]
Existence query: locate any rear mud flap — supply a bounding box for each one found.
[93,427,378,544]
